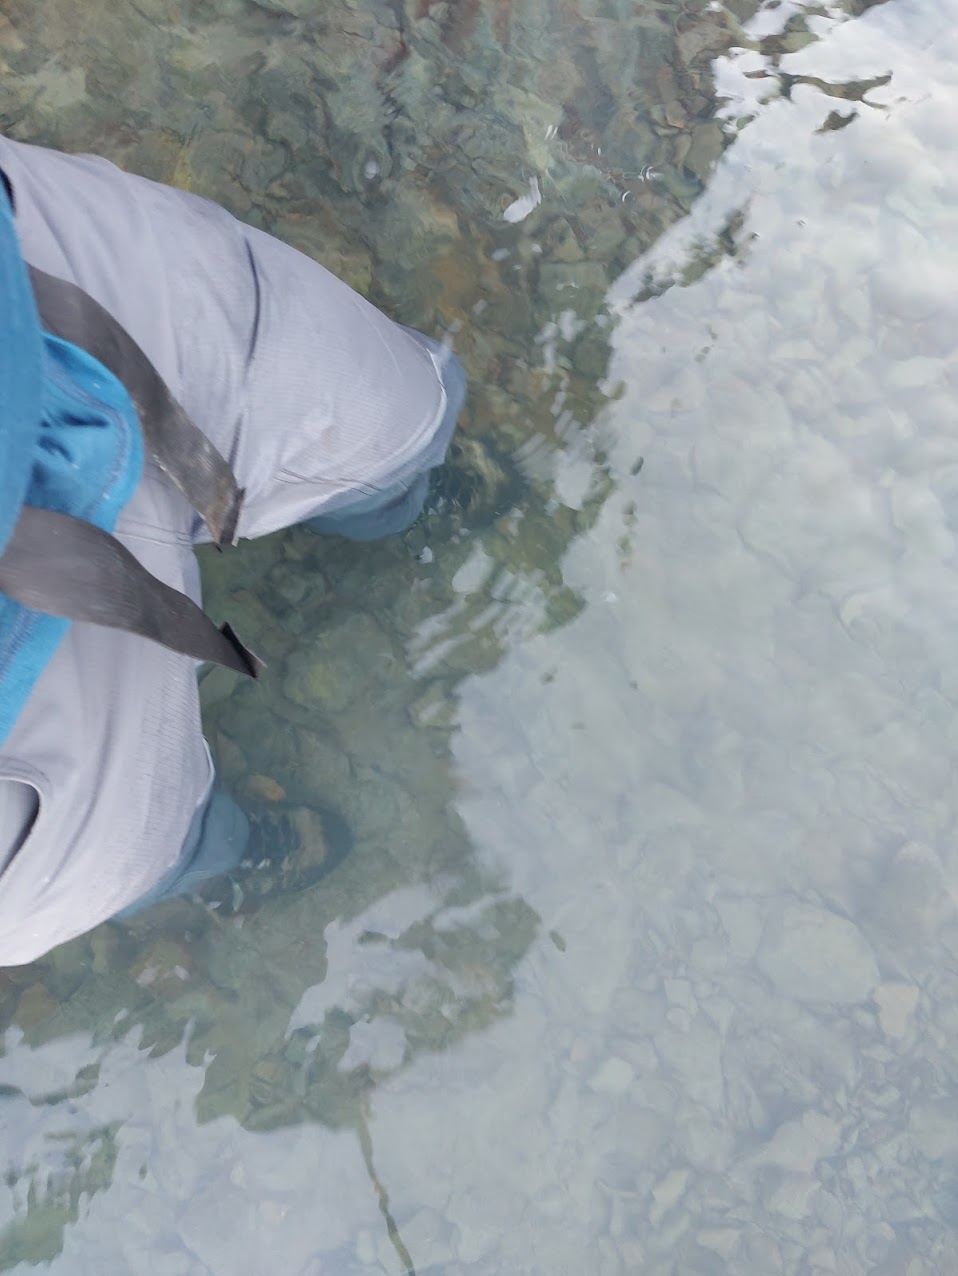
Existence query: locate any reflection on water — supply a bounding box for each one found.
[4,0,958,1271]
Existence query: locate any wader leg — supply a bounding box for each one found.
[305,344,467,542]
[115,773,249,917]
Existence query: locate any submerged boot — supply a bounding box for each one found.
[421,435,517,525]
[199,804,352,915]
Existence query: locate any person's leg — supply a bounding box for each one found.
[3,133,468,551]
[0,533,214,963]
[305,472,430,542]
[115,770,250,917]
[0,138,456,961]
[305,337,467,541]
[119,776,356,916]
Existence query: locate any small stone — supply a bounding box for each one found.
[211,730,246,780]
[130,941,193,993]
[267,561,313,608]
[451,544,495,596]
[755,1110,841,1173]
[0,13,24,54]
[773,339,818,362]
[780,28,817,53]
[697,1228,740,1259]
[664,978,693,1009]
[683,121,726,182]
[398,1207,455,1267]
[355,1229,378,1265]
[285,807,334,868]
[757,904,879,1004]
[282,648,352,712]
[91,927,123,974]
[553,230,583,263]
[249,1058,285,1108]
[16,983,59,1029]
[536,262,608,317]
[766,1171,817,1219]
[569,1036,591,1067]
[246,774,287,803]
[407,684,457,729]
[650,1168,688,1221]
[259,1199,289,1224]
[873,983,919,1038]
[615,1238,647,1268]
[869,842,951,944]
[908,1102,958,1163]
[885,356,944,391]
[716,896,764,960]
[588,1056,634,1095]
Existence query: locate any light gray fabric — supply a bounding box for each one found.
[0,135,450,965]
[0,780,38,877]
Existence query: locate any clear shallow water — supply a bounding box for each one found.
[2,0,958,1271]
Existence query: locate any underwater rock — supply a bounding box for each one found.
[865,841,953,948]
[406,680,458,729]
[130,940,194,995]
[210,728,246,783]
[282,612,402,735]
[282,645,354,713]
[248,0,324,13]
[271,212,374,296]
[15,981,59,1029]
[245,773,287,803]
[264,557,314,609]
[872,982,919,1039]
[757,904,880,1004]
[285,804,350,874]
[683,121,727,185]
[536,261,609,321]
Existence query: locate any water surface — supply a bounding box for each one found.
[2,0,958,1271]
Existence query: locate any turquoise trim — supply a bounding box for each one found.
[0,334,144,744]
